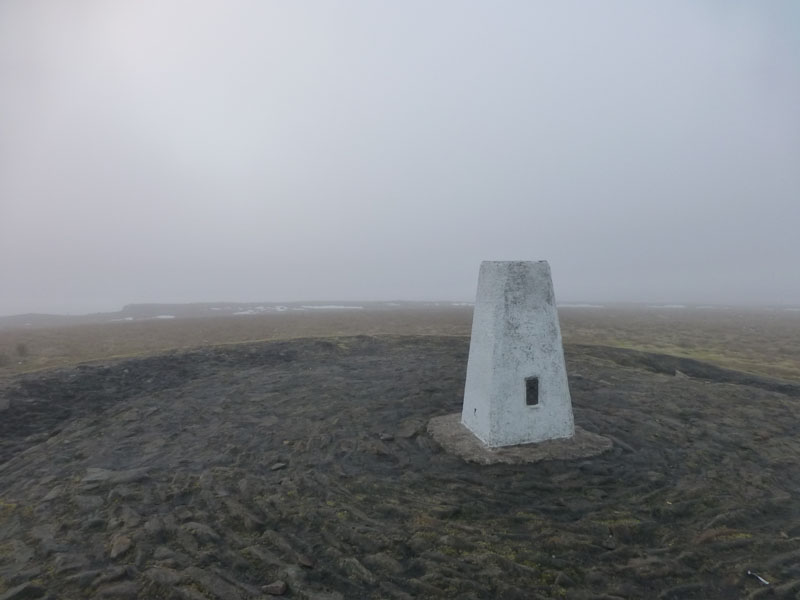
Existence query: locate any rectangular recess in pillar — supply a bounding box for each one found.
[525,376,539,406]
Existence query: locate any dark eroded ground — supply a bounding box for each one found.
[1,336,800,599]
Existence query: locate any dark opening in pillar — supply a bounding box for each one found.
[525,376,539,406]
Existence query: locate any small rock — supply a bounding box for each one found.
[84,517,106,530]
[363,552,404,575]
[73,495,104,511]
[109,535,132,559]
[144,516,165,537]
[82,468,148,486]
[270,462,287,471]
[0,583,45,600]
[601,535,617,550]
[65,570,103,586]
[121,506,141,528]
[397,420,422,439]
[42,486,64,502]
[262,580,288,595]
[96,581,139,598]
[174,586,207,600]
[144,567,182,586]
[378,433,394,442]
[297,553,315,568]
[182,522,220,543]
[339,557,376,584]
[153,545,175,560]
[108,485,138,501]
[52,552,89,575]
[94,565,135,585]
[555,571,575,587]
[174,508,194,523]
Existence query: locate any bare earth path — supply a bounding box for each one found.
[2,335,800,599]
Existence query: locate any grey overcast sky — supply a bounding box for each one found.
[1,1,798,315]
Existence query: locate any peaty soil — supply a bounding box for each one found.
[1,335,800,599]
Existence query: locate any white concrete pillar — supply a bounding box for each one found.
[461,261,574,447]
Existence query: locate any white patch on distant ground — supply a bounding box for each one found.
[300,305,364,310]
[451,302,474,307]
[210,307,221,311]
[384,302,402,307]
[648,304,687,309]
[233,310,257,315]
[154,315,176,319]
[785,308,800,312]
[275,306,288,312]
[110,317,135,322]
[559,303,605,308]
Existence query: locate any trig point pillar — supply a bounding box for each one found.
[461,261,574,447]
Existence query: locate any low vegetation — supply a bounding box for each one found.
[0,305,798,382]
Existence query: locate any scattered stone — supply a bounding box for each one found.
[262,580,288,595]
[173,508,194,523]
[0,583,45,600]
[222,497,264,531]
[52,552,88,575]
[65,570,102,586]
[378,433,394,442]
[42,486,64,502]
[110,505,141,529]
[94,564,136,585]
[339,557,376,584]
[108,485,138,501]
[270,462,287,471]
[175,585,209,600]
[96,581,139,598]
[241,544,282,566]
[37,538,69,556]
[297,553,316,569]
[5,568,41,587]
[182,522,220,543]
[396,420,422,439]
[73,495,104,511]
[143,516,165,537]
[153,545,175,560]
[84,516,106,530]
[144,566,183,585]
[555,571,576,587]
[363,552,404,575]
[82,468,148,486]
[109,535,132,559]
[182,566,247,599]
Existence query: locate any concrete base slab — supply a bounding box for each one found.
[428,413,612,465]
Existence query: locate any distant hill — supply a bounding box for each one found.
[0,301,473,331]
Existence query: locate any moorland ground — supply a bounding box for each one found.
[1,306,799,599]
[1,306,799,381]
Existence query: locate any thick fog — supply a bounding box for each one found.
[1,1,798,315]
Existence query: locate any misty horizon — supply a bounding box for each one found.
[4,295,800,319]
[2,2,798,316]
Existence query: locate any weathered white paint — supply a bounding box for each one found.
[461,261,574,447]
